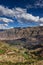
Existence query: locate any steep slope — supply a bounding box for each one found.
[0,41,43,65]
[0,26,43,40]
[0,26,43,49]
[0,26,43,65]
[0,26,43,44]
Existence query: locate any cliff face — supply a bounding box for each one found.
[0,26,43,44]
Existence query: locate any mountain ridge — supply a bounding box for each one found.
[0,26,43,41]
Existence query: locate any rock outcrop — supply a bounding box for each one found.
[0,26,43,44]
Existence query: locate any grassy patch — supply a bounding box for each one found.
[0,49,5,54]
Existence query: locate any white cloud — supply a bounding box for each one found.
[0,5,43,29]
[40,18,43,22]
[0,24,8,29]
[39,24,43,26]
[0,24,14,29]
[0,5,26,17]
[0,5,14,17]
[0,17,14,29]
[0,17,13,23]
[0,5,43,23]
[19,14,39,22]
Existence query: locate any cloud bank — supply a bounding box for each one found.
[0,17,13,23]
[0,5,43,29]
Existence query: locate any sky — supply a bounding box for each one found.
[0,0,43,29]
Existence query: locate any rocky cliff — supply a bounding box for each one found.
[0,26,43,49]
[0,26,43,43]
[0,26,43,40]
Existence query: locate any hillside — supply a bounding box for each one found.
[0,41,43,65]
[0,26,43,65]
[0,26,43,46]
[0,26,43,49]
[0,26,43,40]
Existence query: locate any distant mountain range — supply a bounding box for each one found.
[0,26,43,44]
[0,26,43,40]
[0,26,43,49]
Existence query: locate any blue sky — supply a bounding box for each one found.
[0,0,43,29]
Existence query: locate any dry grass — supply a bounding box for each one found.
[0,41,43,65]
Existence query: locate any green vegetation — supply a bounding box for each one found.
[0,61,43,65]
[0,61,41,65]
[0,41,43,65]
[0,49,6,54]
